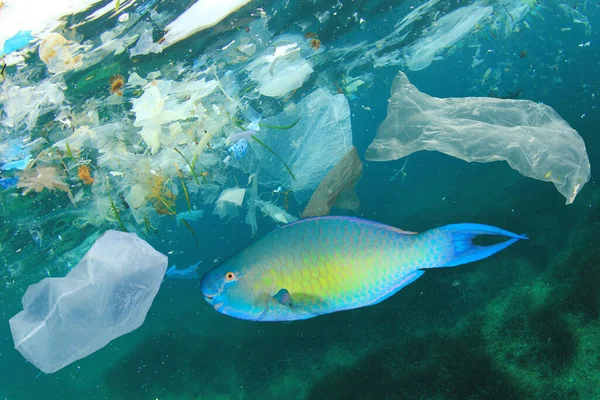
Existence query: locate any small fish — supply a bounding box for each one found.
[201,217,527,321]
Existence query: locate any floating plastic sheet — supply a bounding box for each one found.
[247,89,353,202]
[403,4,493,71]
[162,0,253,47]
[176,209,204,224]
[365,72,591,205]
[255,200,297,224]
[246,37,314,97]
[0,78,66,130]
[165,261,201,280]
[302,147,363,218]
[129,26,162,57]
[9,230,167,374]
[39,33,84,74]
[214,187,246,220]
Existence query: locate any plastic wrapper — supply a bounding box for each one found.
[9,230,168,374]
[365,72,591,205]
[302,147,363,218]
[247,89,353,202]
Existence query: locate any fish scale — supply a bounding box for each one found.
[201,217,527,321]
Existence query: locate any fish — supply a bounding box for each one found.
[200,217,527,322]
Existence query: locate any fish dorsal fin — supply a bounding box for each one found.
[273,288,293,306]
[386,226,418,235]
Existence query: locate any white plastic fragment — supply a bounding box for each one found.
[365,72,591,205]
[162,0,253,47]
[255,200,297,224]
[129,27,162,57]
[214,187,246,220]
[9,230,168,374]
[247,40,313,97]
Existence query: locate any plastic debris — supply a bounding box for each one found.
[365,72,591,205]
[223,139,249,165]
[245,173,259,235]
[247,89,353,202]
[247,38,314,97]
[255,200,297,224]
[214,187,246,220]
[302,147,363,218]
[0,176,19,189]
[39,33,84,74]
[403,4,492,71]
[1,30,33,56]
[162,0,253,47]
[8,230,168,374]
[165,261,201,279]
[0,78,66,130]
[1,154,31,171]
[176,209,204,225]
[17,166,75,204]
[129,25,162,57]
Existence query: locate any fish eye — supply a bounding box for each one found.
[225,272,235,281]
[206,295,214,300]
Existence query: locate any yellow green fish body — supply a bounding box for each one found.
[201,217,526,321]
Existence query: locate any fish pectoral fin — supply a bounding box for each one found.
[273,288,293,306]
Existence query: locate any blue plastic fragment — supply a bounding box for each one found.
[1,154,32,171]
[0,177,19,189]
[165,260,201,279]
[1,31,34,56]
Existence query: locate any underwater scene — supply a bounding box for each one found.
[0,0,599,398]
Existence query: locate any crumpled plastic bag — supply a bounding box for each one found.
[9,230,168,374]
[365,72,591,204]
[245,89,353,202]
[302,147,363,218]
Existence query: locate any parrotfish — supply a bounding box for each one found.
[201,217,527,321]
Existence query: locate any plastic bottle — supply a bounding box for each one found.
[223,139,249,165]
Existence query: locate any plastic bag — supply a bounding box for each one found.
[247,89,353,202]
[302,147,363,218]
[365,72,591,204]
[9,230,168,373]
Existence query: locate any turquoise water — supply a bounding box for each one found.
[1,0,599,399]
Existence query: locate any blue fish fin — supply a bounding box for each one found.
[370,270,425,306]
[440,223,527,268]
[273,288,293,306]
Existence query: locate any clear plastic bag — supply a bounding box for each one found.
[366,72,591,204]
[9,230,167,373]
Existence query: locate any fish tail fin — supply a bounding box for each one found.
[438,223,527,268]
